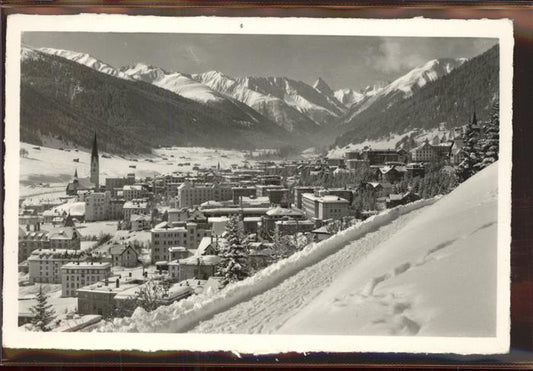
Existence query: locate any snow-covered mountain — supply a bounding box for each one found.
[379,58,467,97]
[334,45,499,149]
[334,88,364,108]
[38,47,134,81]
[312,77,347,114]
[340,58,467,123]
[121,63,226,104]
[238,76,346,125]
[192,71,322,134]
[20,47,302,152]
[334,81,389,108]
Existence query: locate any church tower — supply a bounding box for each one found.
[90,133,99,191]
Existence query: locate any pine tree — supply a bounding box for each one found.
[30,285,56,331]
[456,113,481,182]
[479,101,500,169]
[216,215,249,287]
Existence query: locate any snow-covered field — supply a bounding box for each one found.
[95,162,498,337]
[20,142,249,197]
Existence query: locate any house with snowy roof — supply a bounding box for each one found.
[108,244,138,268]
[385,191,421,209]
[175,255,222,281]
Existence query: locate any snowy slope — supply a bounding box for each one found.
[279,163,498,336]
[121,63,226,104]
[38,47,134,81]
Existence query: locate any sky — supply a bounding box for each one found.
[22,32,497,91]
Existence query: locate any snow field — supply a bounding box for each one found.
[20,142,248,188]
[95,197,438,333]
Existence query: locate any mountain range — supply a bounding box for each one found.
[19,44,499,154]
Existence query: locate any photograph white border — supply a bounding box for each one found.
[3,14,513,355]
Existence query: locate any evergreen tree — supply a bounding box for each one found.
[479,101,500,169]
[30,285,56,331]
[216,215,249,287]
[456,113,481,182]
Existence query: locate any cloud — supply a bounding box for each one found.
[371,39,428,73]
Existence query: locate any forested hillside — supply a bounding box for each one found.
[334,45,499,148]
[20,50,298,154]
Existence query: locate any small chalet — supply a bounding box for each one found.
[108,244,138,268]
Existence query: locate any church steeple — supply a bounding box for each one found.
[91,132,99,160]
[90,132,99,191]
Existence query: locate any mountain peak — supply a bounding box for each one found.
[313,77,334,96]
[38,47,134,81]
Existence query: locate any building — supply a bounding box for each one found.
[108,244,138,268]
[345,151,361,160]
[361,149,405,165]
[48,226,81,250]
[326,157,345,167]
[109,199,125,220]
[123,199,150,223]
[151,221,212,263]
[61,261,112,297]
[256,184,284,197]
[176,182,233,209]
[85,192,111,222]
[123,185,147,201]
[176,255,221,281]
[130,214,152,231]
[345,159,370,171]
[90,133,99,191]
[267,188,290,207]
[261,207,306,237]
[66,169,96,196]
[385,191,421,209]
[76,277,144,316]
[168,246,190,262]
[410,141,437,162]
[28,249,83,284]
[293,186,315,209]
[232,187,257,205]
[168,208,189,223]
[275,219,315,237]
[317,188,355,205]
[18,230,50,263]
[406,163,426,178]
[105,176,135,197]
[311,225,332,242]
[375,165,407,184]
[301,193,350,221]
